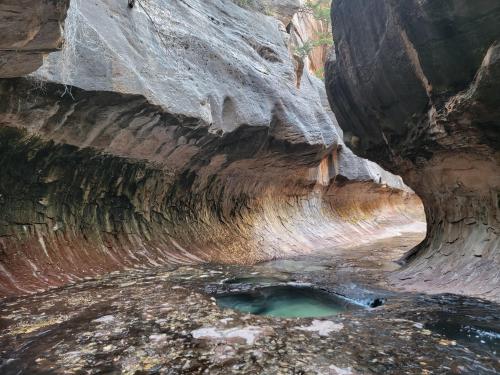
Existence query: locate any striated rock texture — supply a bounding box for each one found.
[0,0,423,296]
[326,0,500,300]
[0,0,70,78]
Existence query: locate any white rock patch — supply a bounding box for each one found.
[191,326,268,345]
[92,315,115,324]
[297,320,344,336]
[328,364,355,374]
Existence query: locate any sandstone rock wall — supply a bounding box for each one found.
[0,0,423,296]
[0,0,70,78]
[326,0,500,300]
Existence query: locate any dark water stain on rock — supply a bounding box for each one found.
[424,310,500,353]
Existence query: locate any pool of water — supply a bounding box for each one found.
[215,285,359,318]
[424,311,500,353]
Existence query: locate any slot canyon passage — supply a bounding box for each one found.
[0,0,498,373]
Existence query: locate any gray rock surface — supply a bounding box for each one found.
[26,0,404,188]
[246,0,303,24]
[35,0,335,148]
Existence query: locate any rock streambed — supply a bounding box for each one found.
[1,232,498,375]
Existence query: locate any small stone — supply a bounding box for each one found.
[92,315,115,323]
[296,320,344,336]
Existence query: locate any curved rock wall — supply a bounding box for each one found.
[326,0,500,300]
[0,0,424,296]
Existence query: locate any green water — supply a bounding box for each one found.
[216,285,356,318]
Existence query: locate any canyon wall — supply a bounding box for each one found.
[326,0,500,300]
[0,0,422,297]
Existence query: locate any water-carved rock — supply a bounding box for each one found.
[0,0,423,296]
[326,0,500,300]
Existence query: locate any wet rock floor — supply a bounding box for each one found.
[0,233,499,374]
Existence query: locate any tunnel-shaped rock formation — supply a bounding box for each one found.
[0,0,426,297]
[326,0,500,300]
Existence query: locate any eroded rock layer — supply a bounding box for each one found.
[0,0,424,296]
[0,0,70,78]
[0,77,422,296]
[326,0,500,300]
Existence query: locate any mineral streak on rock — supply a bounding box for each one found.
[326,0,500,300]
[0,0,424,296]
